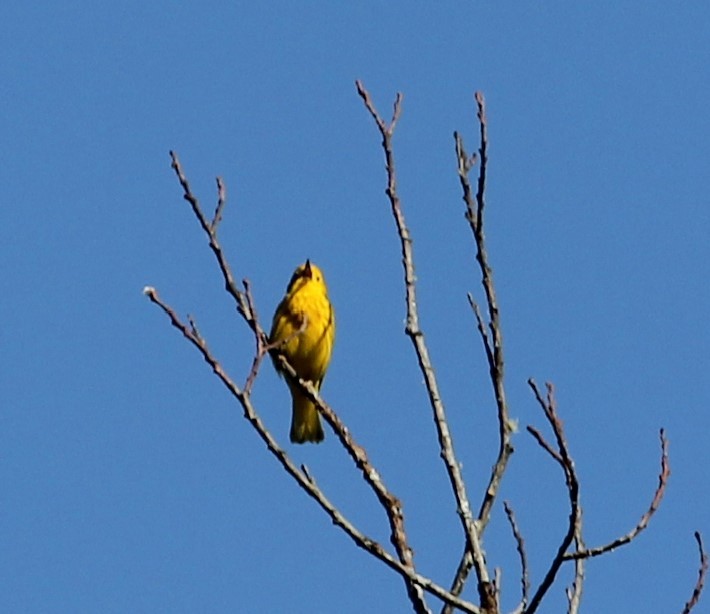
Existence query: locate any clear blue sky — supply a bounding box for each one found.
[2,3,708,613]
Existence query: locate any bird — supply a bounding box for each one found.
[270,260,335,443]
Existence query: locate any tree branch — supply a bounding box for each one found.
[682,532,708,614]
[166,153,434,613]
[564,429,670,560]
[144,285,480,614]
[524,381,580,614]
[169,151,256,330]
[148,87,706,613]
[212,175,226,228]
[356,80,494,612]
[504,500,529,613]
[566,519,586,614]
[445,92,514,611]
[274,355,431,612]
[159,153,489,613]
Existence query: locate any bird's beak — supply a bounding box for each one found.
[304,259,313,279]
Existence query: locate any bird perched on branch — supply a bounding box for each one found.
[270,260,335,443]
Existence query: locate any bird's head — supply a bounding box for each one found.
[286,259,327,295]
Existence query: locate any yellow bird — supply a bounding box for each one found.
[270,260,335,443]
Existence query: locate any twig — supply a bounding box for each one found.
[526,426,563,465]
[187,314,202,340]
[275,355,431,613]
[566,516,586,614]
[212,176,226,229]
[169,151,255,329]
[682,532,708,614]
[242,279,268,395]
[525,380,581,614]
[504,501,529,612]
[463,94,514,530]
[446,93,514,611]
[564,429,670,560]
[164,154,435,613]
[467,293,493,369]
[356,80,493,611]
[144,285,474,613]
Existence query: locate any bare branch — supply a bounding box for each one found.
[525,425,563,465]
[274,355,431,613]
[212,176,226,230]
[682,532,708,614]
[467,293,493,367]
[144,285,476,614]
[504,501,529,612]
[301,463,315,484]
[356,80,493,611]
[242,279,268,395]
[163,154,433,613]
[566,518,586,614]
[564,429,670,560]
[525,380,581,614]
[468,96,515,535]
[187,314,202,341]
[356,80,403,134]
[169,151,255,328]
[152,89,704,614]
[446,93,514,610]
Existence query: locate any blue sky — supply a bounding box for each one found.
[2,3,708,613]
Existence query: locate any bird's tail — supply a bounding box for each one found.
[289,386,325,444]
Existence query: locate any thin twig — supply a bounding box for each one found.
[301,464,315,484]
[504,500,529,612]
[169,151,255,328]
[242,279,268,395]
[566,515,586,614]
[187,314,202,340]
[464,94,515,530]
[356,80,493,612]
[144,285,473,613]
[166,153,433,613]
[446,94,514,609]
[564,429,670,560]
[212,176,226,229]
[467,293,493,367]
[275,355,431,613]
[525,380,581,614]
[682,532,708,614]
[525,426,564,465]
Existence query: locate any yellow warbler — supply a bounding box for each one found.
[270,260,335,443]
